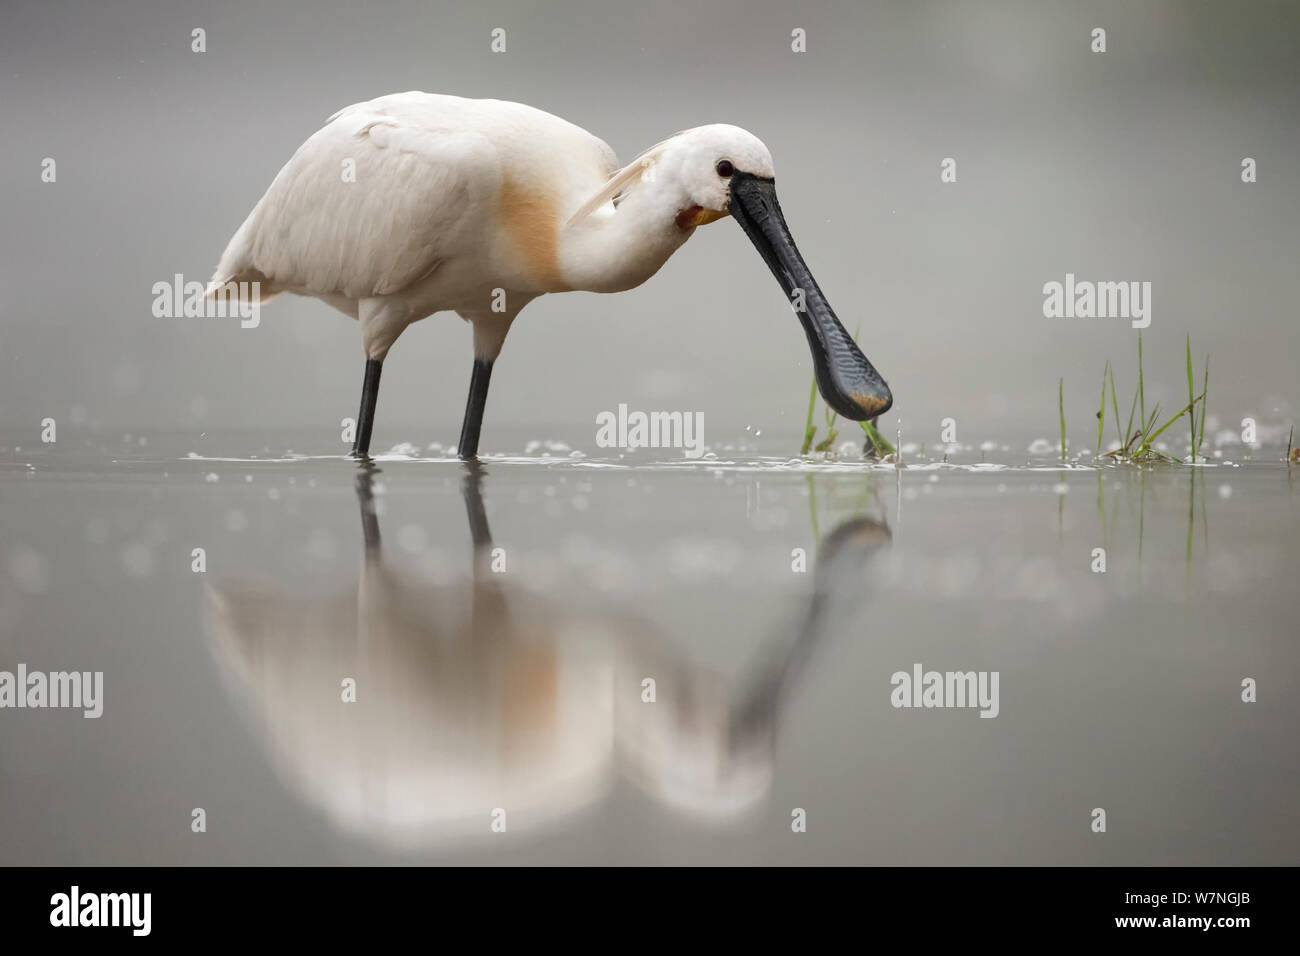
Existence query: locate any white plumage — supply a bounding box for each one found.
[208,91,889,457]
[211,92,626,361]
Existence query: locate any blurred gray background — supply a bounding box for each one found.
[2,0,1297,449]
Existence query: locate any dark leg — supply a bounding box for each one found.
[457,358,494,460]
[351,358,383,458]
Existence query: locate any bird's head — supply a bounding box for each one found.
[661,124,774,229]
[568,123,892,422]
[659,123,892,422]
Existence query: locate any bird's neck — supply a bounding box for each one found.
[559,187,694,294]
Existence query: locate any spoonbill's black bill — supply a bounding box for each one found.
[206,92,893,457]
[729,172,892,422]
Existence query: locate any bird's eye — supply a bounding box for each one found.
[715,159,734,177]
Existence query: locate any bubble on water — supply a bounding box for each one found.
[244,474,253,483]
[1218,485,1232,499]
[1054,482,1069,495]
[10,548,50,594]
[1027,438,1055,455]
[928,474,939,483]
[204,472,219,483]
[569,450,586,459]
[980,440,997,452]
[388,442,421,457]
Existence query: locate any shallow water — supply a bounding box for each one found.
[2,427,1297,864]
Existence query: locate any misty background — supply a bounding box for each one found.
[2,0,1297,451]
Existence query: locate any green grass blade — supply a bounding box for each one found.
[1138,331,1145,431]
[1196,355,1209,458]
[860,419,895,457]
[801,375,817,455]
[1124,378,1139,453]
[1096,361,1108,455]
[1144,402,1161,439]
[1186,335,1196,460]
[1145,392,1205,448]
[1109,364,1122,449]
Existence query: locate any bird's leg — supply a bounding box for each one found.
[457,358,494,460]
[350,358,383,458]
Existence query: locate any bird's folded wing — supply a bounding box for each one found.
[235,108,496,301]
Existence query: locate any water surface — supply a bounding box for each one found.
[2,428,1296,864]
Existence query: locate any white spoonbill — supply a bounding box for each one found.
[207,92,892,458]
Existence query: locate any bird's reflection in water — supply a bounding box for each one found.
[205,465,890,847]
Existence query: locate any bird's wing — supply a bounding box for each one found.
[216,102,496,300]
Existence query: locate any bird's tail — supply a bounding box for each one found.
[206,202,281,304]
[205,269,280,304]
